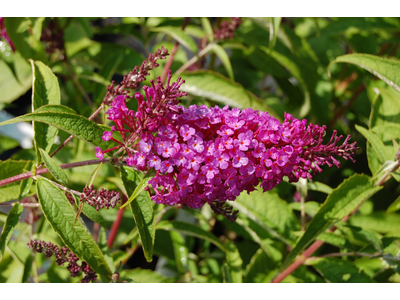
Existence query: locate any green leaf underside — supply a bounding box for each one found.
[330,54,400,94]
[280,174,382,271]
[120,167,155,262]
[0,203,23,262]
[156,220,226,251]
[0,105,112,150]
[39,148,69,186]
[36,178,112,280]
[179,70,281,120]
[31,60,61,161]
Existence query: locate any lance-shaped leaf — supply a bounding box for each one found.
[39,148,69,186]
[120,167,155,262]
[0,105,112,151]
[211,44,234,81]
[150,26,198,54]
[180,70,280,120]
[36,177,112,280]
[280,174,382,271]
[0,203,23,262]
[329,54,400,94]
[156,220,226,251]
[356,125,391,164]
[30,60,61,163]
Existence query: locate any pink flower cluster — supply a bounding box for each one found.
[137,105,356,208]
[97,79,357,209]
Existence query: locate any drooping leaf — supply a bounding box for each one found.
[211,44,234,81]
[269,17,281,50]
[0,203,23,262]
[120,167,155,262]
[150,26,198,54]
[39,148,69,186]
[30,60,61,162]
[36,177,112,280]
[329,54,400,94]
[156,220,225,251]
[179,70,280,120]
[280,174,382,271]
[0,105,113,151]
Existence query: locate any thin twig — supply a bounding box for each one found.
[0,158,114,187]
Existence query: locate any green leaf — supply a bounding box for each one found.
[233,189,299,245]
[179,70,280,120]
[309,257,375,283]
[0,160,33,203]
[150,26,198,54]
[225,240,243,283]
[156,220,226,251]
[170,231,188,274]
[4,18,46,62]
[387,195,400,213]
[367,87,400,174]
[86,163,103,187]
[119,168,156,210]
[280,174,382,271]
[120,167,155,262]
[269,17,281,50]
[0,105,113,151]
[98,227,114,273]
[211,44,234,81]
[0,203,23,262]
[30,60,61,162]
[349,212,400,234]
[356,125,391,163]
[329,54,400,94]
[121,268,173,283]
[0,53,32,105]
[36,177,112,280]
[372,124,400,137]
[39,148,69,186]
[200,18,214,42]
[259,46,311,118]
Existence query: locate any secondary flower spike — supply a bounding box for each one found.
[97,75,358,209]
